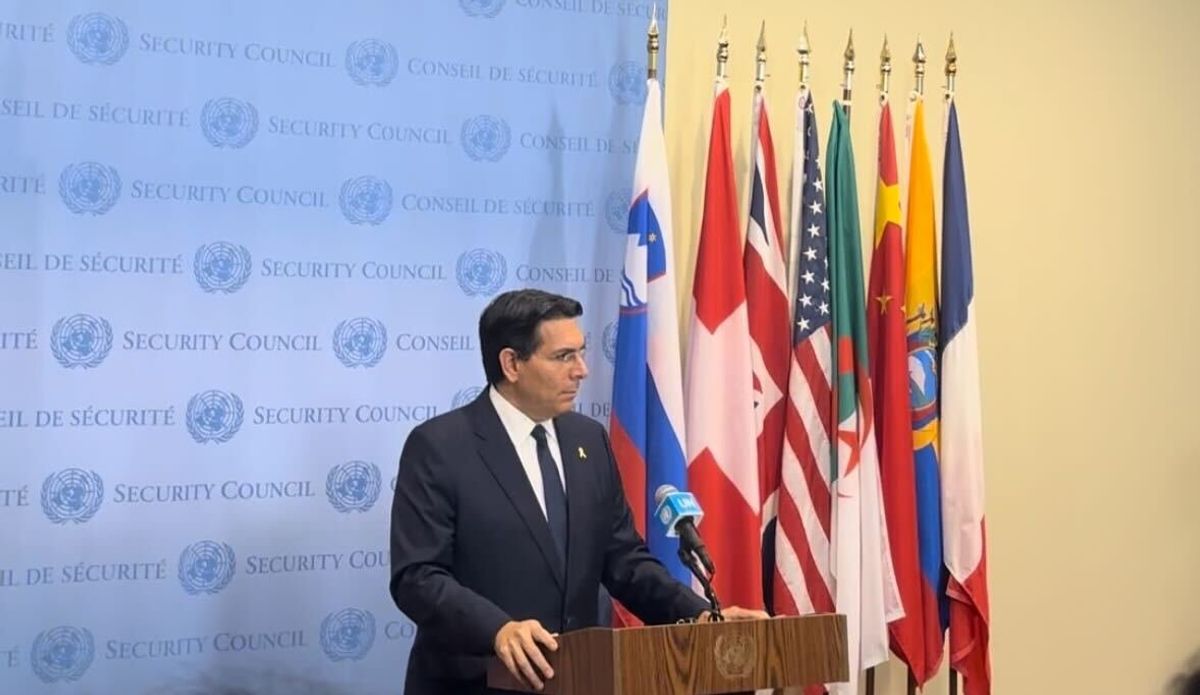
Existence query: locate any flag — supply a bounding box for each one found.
[609,76,691,623]
[905,96,950,676]
[768,90,834,621]
[867,100,929,681]
[825,101,900,694]
[940,99,991,695]
[743,86,791,609]
[685,78,762,611]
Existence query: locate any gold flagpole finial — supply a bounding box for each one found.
[755,21,768,86]
[945,33,958,101]
[879,35,892,100]
[842,29,855,118]
[913,36,927,96]
[797,22,812,87]
[716,15,730,80]
[646,6,659,80]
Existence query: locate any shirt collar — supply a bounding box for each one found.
[489,386,556,444]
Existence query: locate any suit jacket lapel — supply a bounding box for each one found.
[469,394,565,591]
[554,414,592,592]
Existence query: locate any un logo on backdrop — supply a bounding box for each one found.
[50,314,113,369]
[326,461,382,513]
[194,242,252,294]
[332,318,388,368]
[185,390,244,444]
[178,540,236,595]
[41,469,104,524]
[452,386,484,409]
[609,61,648,106]
[605,188,631,233]
[31,626,94,683]
[602,321,618,365]
[345,39,399,87]
[201,98,259,149]
[321,608,376,662]
[339,176,393,225]
[461,115,511,162]
[59,162,121,215]
[67,13,128,65]
[460,0,505,17]
[456,249,507,297]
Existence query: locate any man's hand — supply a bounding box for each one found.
[493,619,558,691]
[698,605,771,622]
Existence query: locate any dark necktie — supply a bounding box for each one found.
[531,424,568,572]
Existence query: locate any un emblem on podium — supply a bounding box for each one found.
[461,115,511,162]
[321,608,376,661]
[201,98,259,149]
[340,176,393,225]
[327,461,382,513]
[50,314,113,369]
[41,469,104,524]
[31,626,94,683]
[194,242,252,293]
[59,162,121,215]
[186,390,244,444]
[714,632,755,679]
[178,540,236,595]
[455,248,506,297]
[67,13,128,65]
[345,39,399,86]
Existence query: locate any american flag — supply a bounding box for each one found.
[771,90,835,617]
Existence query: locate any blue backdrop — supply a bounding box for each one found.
[0,1,666,691]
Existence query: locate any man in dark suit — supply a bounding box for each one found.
[390,289,764,694]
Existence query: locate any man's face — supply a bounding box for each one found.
[504,317,588,421]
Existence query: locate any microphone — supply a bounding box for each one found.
[653,484,715,576]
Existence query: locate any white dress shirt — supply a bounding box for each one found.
[489,386,566,520]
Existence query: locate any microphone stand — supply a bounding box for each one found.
[678,547,723,621]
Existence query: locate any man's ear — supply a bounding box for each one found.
[498,347,521,383]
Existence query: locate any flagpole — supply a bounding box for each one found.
[787,25,812,307]
[646,6,659,81]
[943,33,960,695]
[842,29,855,121]
[716,15,729,81]
[913,36,927,97]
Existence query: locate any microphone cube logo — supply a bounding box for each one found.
[41,469,104,524]
[59,162,121,215]
[460,115,510,162]
[194,242,252,294]
[178,540,236,595]
[339,176,393,225]
[326,461,382,513]
[321,608,375,661]
[460,0,505,18]
[67,13,128,65]
[185,390,244,444]
[201,98,259,149]
[455,248,506,297]
[345,39,398,87]
[332,317,388,368]
[50,314,113,369]
[31,626,94,683]
[608,61,647,106]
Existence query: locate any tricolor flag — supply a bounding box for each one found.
[769,89,834,621]
[825,101,900,694]
[685,76,763,611]
[905,95,950,676]
[609,73,691,607]
[940,98,991,695]
[742,85,791,608]
[867,99,929,681]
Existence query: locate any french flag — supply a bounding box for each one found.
[609,70,691,600]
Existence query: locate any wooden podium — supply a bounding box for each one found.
[487,614,847,694]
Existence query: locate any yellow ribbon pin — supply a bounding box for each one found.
[577,446,587,459]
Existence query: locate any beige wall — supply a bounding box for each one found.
[662,0,1200,692]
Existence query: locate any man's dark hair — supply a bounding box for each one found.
[479,289,583,386]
